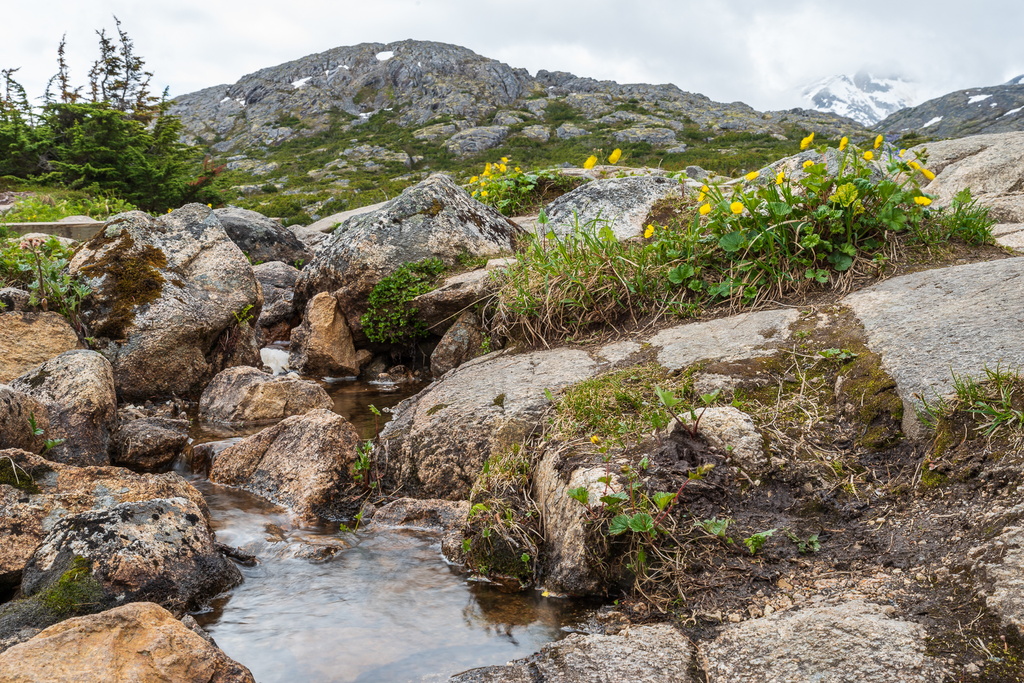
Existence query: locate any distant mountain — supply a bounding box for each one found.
[800,71,918,126]
[875,78,1024,138]
[169,39,858,154]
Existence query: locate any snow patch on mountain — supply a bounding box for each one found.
[800,71,919,126]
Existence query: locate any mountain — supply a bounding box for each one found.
[800,71,918,126]
[168,39,858,155]
[875,77,1024,138]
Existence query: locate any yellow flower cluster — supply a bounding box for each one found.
[468,156,515,198]
[644,224,655,239]
[608,148,622,164]
[583,155,598,169]
[800,132,815,150]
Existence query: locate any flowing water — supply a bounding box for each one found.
[187,378,588,682]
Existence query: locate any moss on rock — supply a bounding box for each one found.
[79,231,167,340]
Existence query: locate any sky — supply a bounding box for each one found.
[2,0,1021,112]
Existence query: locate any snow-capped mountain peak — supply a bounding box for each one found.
[1006,74,1024,86]
[800,71,919,126]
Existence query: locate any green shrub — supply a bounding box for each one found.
[465,158,583,216]
[360,258,447,344]
[1,194,136,222]
[0,234,90,326]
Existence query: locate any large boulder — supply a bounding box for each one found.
[294,174,521,337]
[210,409,363,521]
[68,205,263,400]
[412,267,498,333]
[10,350,117,466]
[0,448,208,593]
[288,292,360,376]
[0,602,255,682]
[199,366,332,423]
[252,261,301,342]
[0,312,82,383]
[213,206,311,266]
[430,310,486,377]
[450,624,695,682]
[543,176,682,240]
[697,601,943,682]
[17,497,239,616]
[377,349,598,500]
[911,132,1024,217]
[843,257,1024,436]
[112,417,190,471]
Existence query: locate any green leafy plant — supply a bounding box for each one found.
[1,234,91,329]
[0,194,136,222]
[466,158,583,215]
[786,531,821,554]
[743,528,777,555]
[360,258,446,344]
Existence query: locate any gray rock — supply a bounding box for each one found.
[977,525,1024,633]
[13,497,239,623]
[430,310,486,377]
[555,123,590,139]
[0,387,49,454]
[199,366,332,423]
[288,292,360,376]
[69,205,263,400]
[492,111,524,126]
[649,309,799,370]
[543,176,682,240]
[369,498,469,532]
[413,268,497,333]
[252,261,301,341]
[666,144,689,154]
[843,258,1024,435]
[450,624,695,682]
[11,351,117,467]
[377,349,598,500]
[213,207,311,266]
[670,406,767,472]
[685,165,710,179]
[995,223,1024,250]
[519,125,551,142]
[292,200,389,252]
[113,417,190,471]
[294,174,521,338]
[0,288,30,312]
[698,601,943,682]
[612,126,678,147]
[413,122,468,141]
[445,126,510,156]
[210,409,363,521]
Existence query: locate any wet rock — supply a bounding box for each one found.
[295,174,521,338]
[669,406,767,473]
[10,350,117,467]
[200,366,332,423]
[543,176,682,240]
[0,497,239,641]
[0,287,30,312]
[210,409,363,521]
[213,206,311,266]
[0,387,49,453]
[252,261,301,342]
[0,448,208,593]
[288,292,360,376]
[698,601,943,682]
[0,602,255,681]
[649,308,799,370]
[68,205,263,400]
[445,126,510,156]
[113,417,190,470]
[431,310,486,377]
[0,312,82,383]
[370,498,469,532]
[843,257,1024,436]
[450,624,695,682]
[377,349,598,500]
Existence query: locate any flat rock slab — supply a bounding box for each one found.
[843,258,1024,432]
[698,601,943,682]
[649,309,799,370]
[995,223,1024,250]
[976,524,1024,632]
[450,624,695,682]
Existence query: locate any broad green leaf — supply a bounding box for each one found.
[608,514,631,535]
[718,231,745,252]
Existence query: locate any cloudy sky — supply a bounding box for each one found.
[2,0,1021,111]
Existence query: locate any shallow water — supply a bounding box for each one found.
[190,378,587,682]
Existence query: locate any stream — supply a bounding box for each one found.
[182,377,588,683]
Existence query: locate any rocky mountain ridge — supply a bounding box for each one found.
[168,39,859,155]
[875,77,1024,138]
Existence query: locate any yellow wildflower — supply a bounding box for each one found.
[470,176,479,183]
[745,170,760,181]
[480,190,489,197]
[472,191,478,197]
[775,170,785,185]
[863,151,874,161]
[921,168,936,180]
[839,136,848,151]
[515,167,521,173]
[730,201,744,214]
[644,224,655,239]
[908,160,921,171]
[498,164,507,173]
[207,203,212,208]
[697,191,706,202]
[699,203,712,216]
[898,149,906,157]
[914,196,932,206]
[803,160,815,169]
[583,155,598,169]
[484,162,492,176]
[608,148,622,164]
[501,156,509,164]
[701,184,709,193]
[873,134,883,149]
[800,132,815,150]
[590,435,602,444]
[166,208,172,213]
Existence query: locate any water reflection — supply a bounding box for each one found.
[192,481,587,683]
